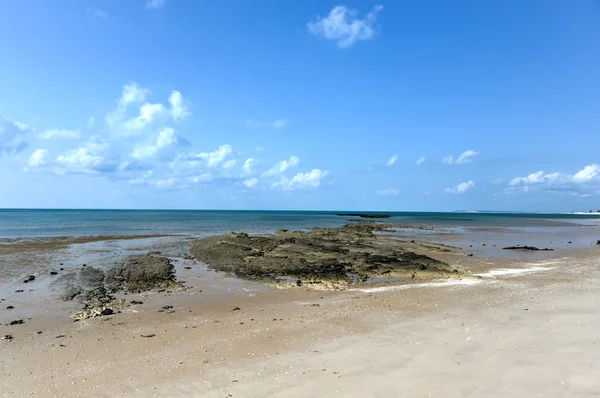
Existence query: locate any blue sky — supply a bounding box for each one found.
[1,0,599,211]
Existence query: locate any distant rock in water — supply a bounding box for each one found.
[502,245,553,251]
[336,213,391,219]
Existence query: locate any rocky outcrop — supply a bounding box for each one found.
[190,222,465,290]
[51,254,183,320]
[105,254,182,293]
[502,246,553,251]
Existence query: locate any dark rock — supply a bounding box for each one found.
[189,222,464,290]
[60,268,64,271]
[162,305,173,310]
[82,264,87,267]
[99,308,114,316]
[15,290,23,293]
[50,271,58,275]
[6,305,14,310]
[502,246,553,251]
[596,240,600,245]
[232,307,241,311]
[141,334,156,338]
[106,254,180,293]
[184,266,192,270]
[1,335,13,340]
[130,300,144,305]
[36,331,42,334]
[9,319,24,325]
[467,254,474,257]
[336,213,391,219]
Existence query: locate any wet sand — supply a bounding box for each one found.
[1,225,600,397]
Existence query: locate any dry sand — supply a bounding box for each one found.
[2,245,599,397]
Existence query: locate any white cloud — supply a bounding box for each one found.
[131,127,178,159]
[386,154,398,166]
[153,178,176,189]
[123,103,168,132]
[88,7,111,19]
[145,0,165,9]
[572,164,600,183]
[107,84,190,135]
[264,156,299,176]
[56,140,110,172]
[246,118,289,130]
[169,91,190,121]
[243,158,254,175]
[0,115,29,155]
[186,173,212,184]
[119,83,150,108]
[87,116,95,128]
[198,144,233,168]
[243,178,258,188]
[445,180,475,194]
[271,169,329,191]
[443,150,479,165]
[37,129,80,140]
[307,5,383,49]
[509,171,566,186]
[271,119,289,129]
[508,165,600,190]
[170,144,234,175]
[376,188,399,196]
[246,120,262,129]
[222,159,237,169]
[416,156,426,165]
[28,149,49,167]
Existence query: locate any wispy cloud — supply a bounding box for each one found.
[386,154,398,166]
[0,115,29,155]
[88,7,111,20]
[443,150,479,165]
[246,118,289,130]
[37,129,80,140]
[243,178,258,188]
[263,156,299,176]
[416,156,426,165]
[28,149,49,167]
[145,0,165,10]
[445,180,475,194]
[271,169,329,191]
[307,5,383,49]
[376,188,399,196]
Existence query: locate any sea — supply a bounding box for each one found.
[1,209,599,239]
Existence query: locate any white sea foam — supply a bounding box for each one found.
[353,278,482,293]
[474,266,553,277]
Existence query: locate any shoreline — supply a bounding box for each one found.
[1,245,598,397]
[1,222,600,396]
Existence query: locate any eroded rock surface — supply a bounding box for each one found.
[190,222,465,290]
[51,254,183,319]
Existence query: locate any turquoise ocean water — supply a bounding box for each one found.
[1,209,598,239]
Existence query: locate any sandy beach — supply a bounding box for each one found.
[0,222,599,397]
